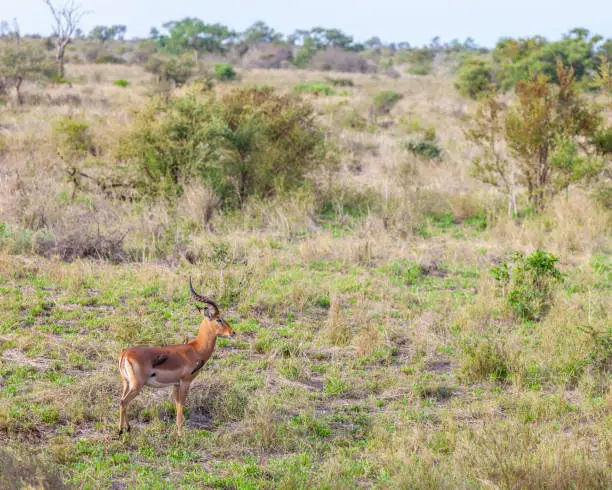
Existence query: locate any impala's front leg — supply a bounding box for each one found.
[176,380,191,436]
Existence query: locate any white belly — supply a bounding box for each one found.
[145,377,177,388]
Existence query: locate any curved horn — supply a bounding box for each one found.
[189,276,220,317]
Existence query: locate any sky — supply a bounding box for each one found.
[5,0,612,48]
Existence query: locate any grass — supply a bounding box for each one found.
[0,59,610,489]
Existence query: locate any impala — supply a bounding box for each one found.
[118,277,235,436]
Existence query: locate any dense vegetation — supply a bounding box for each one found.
[0,7,610,489]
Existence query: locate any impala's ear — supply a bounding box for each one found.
[195,305,203,315]
[204,306,215,320]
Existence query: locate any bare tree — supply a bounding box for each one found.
[43,0,87,78]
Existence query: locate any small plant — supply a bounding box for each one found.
[491,250,563,321]
[372,90,402,116]
[214,63,237,81]
[404,138,443,160]
[461,337,509,382]
[293,82,336,96]
[113,78,129,87]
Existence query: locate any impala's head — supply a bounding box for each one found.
[189,277,236,339]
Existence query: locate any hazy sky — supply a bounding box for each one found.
[5,0,612,47]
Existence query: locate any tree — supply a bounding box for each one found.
[242,21,282,45]
[88,25,126,44]
[158,18,235,58]
[469,63,605,212]
[0,36,56,104]
[466,93,518,215]
[43,0,87,78]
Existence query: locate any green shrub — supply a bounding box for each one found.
[113,78,129,87]
[53,117,95,161]
[372,90,402,115]
[94,53,124,64]
[145,56,195,86]
[214,63,237,81]
[491,250,563,321]
[293,82,336,96]
[455,57,493,99]
[403,138,443,160]
[405,48,434,76]
[118,87,332,205]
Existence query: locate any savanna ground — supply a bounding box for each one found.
[0,62,611,489]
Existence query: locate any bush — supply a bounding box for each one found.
[53,117,95,161]
[241,44,293,69]
[309,48,375,73]
[145,56,195,86]
[94,53,124,64]
[406,48,434,75]
[113,78,129,87]
[293,82,336,96]
[404,138,443,160]
[372,90,402,115]
[491,250,563,321]
[455,57,493,99]
[214,63,237,81]
[118,87,332,206]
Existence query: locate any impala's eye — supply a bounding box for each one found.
[216,318,223,324]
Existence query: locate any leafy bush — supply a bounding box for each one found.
[455,57,493,99]
[113,78,129,87]
[94,53,124,64]
[406,48,434,75]
[145,56,195,86]
[404,139,443,160]
[403,127,442,160]
[118,87,331,206]
[293,82,336,96]
[214,63,237,81]
[491,250,563,321]
[53,117,95,161]
[372,90,402,115]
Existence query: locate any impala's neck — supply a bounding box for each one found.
[191,320,217,359]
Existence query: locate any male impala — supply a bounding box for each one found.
[118,277,235,436]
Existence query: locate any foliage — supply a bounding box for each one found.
[88,25,127,44]
[145,56,195,86]
[372,90,402,115]
[118,87,331,205]
[214,63,237,81]
[468,64,606,211]
[406,48,434,75]
[0,40,56,104]
[155,17,235,55]
[242,21,283,45]
[113,78,129,87]
[455,57,493,99]
[491,250,563,321]
[53,117,95,161]
[493,29,605,90]
[404,138,443,160]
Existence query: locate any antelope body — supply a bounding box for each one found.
[118,278,235,436]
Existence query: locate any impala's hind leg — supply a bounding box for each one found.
[118,356,142,435]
